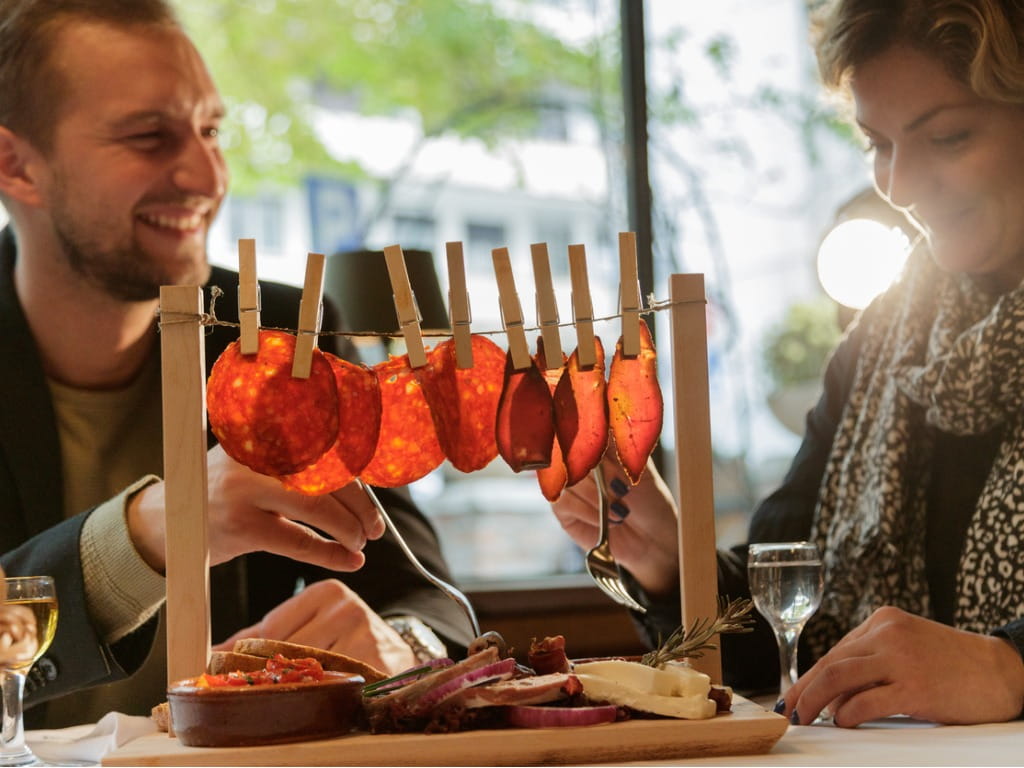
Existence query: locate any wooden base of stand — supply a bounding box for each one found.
[102,697,787,766]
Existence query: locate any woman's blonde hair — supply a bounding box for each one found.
[812,0,1024,104]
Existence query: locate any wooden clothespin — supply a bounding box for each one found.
[568,244,597,368]
[618,232,642,357]
[383,244,428,369]
[491,247,532,371]
[237,239,261,356]
[292,252,326,379]
[445,241,474,369]
[530,242,563,368]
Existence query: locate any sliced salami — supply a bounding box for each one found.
[415,335,505,473]
[607,318,663,484]
[207,330,339,476]
[553,336,609,487]
[280,353,382,495]
[495,352,555,473]
[360,354,444,487]
[534,338,568,501]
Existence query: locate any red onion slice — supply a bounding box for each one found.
[505,704,620,728]
[408,657,517,715]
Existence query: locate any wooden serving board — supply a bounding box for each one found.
[102,697,786,766]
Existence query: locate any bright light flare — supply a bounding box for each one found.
[816,219,911,310]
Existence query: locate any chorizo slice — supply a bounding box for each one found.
[360,354,444,487]
[553,336,609,487]
[280,354,382,495]
[495,353,555,472]
[415,335,505,473]
[534,339,568,501]
[207,330,338,476]
[607,318,663,484]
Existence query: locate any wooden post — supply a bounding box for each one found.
[159,285,211,687]
[669,274,721,683]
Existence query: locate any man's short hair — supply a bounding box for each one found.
[0,0,180,153]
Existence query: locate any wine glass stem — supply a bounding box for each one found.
[0,670,31,764]
[775,627,800,697]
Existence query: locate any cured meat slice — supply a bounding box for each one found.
[415,335,504,473]
[360,354,444,487]
[534,339,568,501]
[553,337,609,487]
[607,318,663,484]
[495,352,555,472]
[528,635,570,676]
[207,330,339,476]
[454,673,582,709]
[280,354,382,495]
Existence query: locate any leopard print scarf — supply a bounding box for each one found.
[805,243,1024,659]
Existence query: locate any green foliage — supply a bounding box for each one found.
[762,296,842,389]
[172,0,600,193]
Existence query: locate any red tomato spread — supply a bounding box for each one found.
[196,654,326,688]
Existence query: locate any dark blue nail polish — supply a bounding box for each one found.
[610,477,629,496]
[790,709,801,725]
[773,699,785,714]
[610,501,630,520]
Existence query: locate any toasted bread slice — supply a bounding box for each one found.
[232,638,388,683]
[151,701,171,733]
[207,651,269,675]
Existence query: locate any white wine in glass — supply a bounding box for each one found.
[0,577,58,766]
[747,542,823,697]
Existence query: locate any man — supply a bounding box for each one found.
[0,0,471,727]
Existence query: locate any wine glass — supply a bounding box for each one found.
[747,542,823,697]
[0,577,57,766]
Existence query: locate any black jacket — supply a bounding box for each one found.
[0,228,473,724]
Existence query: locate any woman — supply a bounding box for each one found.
[553,0,1024,727]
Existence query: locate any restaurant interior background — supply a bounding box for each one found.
[0,0,914,656]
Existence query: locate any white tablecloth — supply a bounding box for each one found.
[626,716,1024,767]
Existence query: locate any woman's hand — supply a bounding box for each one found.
[127,444,386,574]
[549,450,680,597]
[212,579,417,675]
[783,606,1024,726]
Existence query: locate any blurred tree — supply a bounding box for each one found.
[173,0,608,200]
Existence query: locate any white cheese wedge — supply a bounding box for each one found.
[572,659,716,720]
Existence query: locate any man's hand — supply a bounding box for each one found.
[212,579,417,675]
[127,444,386,574]
[550,450,679,597]
[783,606,1024,726]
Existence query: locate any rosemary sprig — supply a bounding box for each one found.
[640,596,755,667]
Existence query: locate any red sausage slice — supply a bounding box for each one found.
[207,330,339,476]
[534,339,568,501]
[360,355,444,487]
[415,335,505,473]
[495,353,555,472]
[607,318,663,484]
[553,337,609,487]
[280,354,382,495]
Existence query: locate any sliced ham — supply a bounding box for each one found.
[454,673,582,709]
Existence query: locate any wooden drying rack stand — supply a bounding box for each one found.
[109,233,786,766]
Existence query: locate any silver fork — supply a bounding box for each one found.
[585,463,647,613]
[357,478,481,638]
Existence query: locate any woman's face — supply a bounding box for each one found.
[851,45,1024,291]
